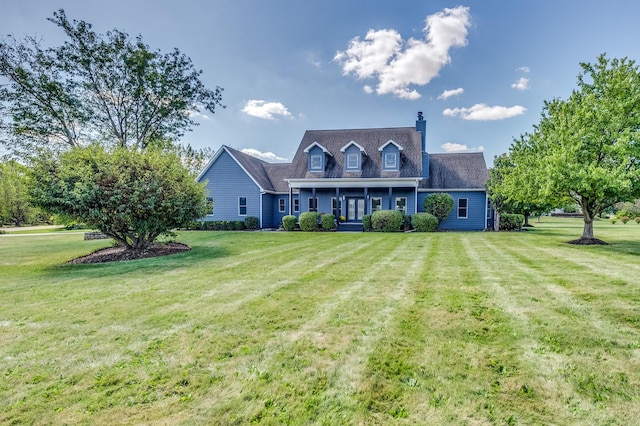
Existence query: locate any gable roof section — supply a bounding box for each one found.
[288,127,423,179]
[424,152,489,190]
[197,145,286,192]
[340,140,367,154]
[303,141,332,155]
[378,139,404,151]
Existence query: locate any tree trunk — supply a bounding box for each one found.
[581,201,594,239]
[523,212,532,227]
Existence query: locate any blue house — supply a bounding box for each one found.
[197,113,491,230]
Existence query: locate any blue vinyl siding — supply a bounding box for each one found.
[417,191,487,230]
[199,150,262,223]
[271,194,291,228]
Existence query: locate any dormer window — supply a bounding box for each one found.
[379,139,403,171]
[310,154,323,170]
[384,152,397,169]
[340,141,366,172]
[304,142,332,172]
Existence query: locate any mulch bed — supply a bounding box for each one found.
[567,237,608,245]
[68,242,191,264]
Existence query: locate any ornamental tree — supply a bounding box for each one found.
[30,145,208,250]
[504,55,640,244]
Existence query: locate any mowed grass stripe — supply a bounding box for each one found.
[464,233,640,424]
[188,234,422,424]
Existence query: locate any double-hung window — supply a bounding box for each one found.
[346,153,359,170]
[308,197,318,212]
[310,154,323,171]
[279,198,286,213]
[384,152,398,170]
[395,197,407,214]
[371,197,382,212]
[458,198,468,219]
[238,197,247,216]
[293,198,299,213]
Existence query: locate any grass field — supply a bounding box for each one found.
[1,218,640,425]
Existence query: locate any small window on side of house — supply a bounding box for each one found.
[308,197,318,212]
[279,198,286,213]
[239,197,247,216]
[206,197,214,215]
[395,197,407,214]
[293,198,299,212]
[458,198,468,219]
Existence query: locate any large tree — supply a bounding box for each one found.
[30,145,208,250]
[0,159,45,226]
[0,9,223,156]
[504,55,640,244]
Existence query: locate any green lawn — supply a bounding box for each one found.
[1,218,640,425]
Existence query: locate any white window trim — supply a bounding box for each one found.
[457,198,468,219]
[346,153,360,170]
[238,196,247,216]
[371,197,382,212]
[310,154,323,171]
[384,152,398,170]
[293,198,299,213]
[279,198,286,213]
[395,197,407,214]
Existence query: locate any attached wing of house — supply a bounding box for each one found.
[197,113,493,230]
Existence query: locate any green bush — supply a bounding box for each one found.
[282,215,297,231]
[636,217,640,224]
[371,210,403,232]
[412,212,438,232]
[500,213,525,231]
[244,216,259,230]
[620,216,630,224]
[362,214,373,232]
[321,213,335,231]
[424,193,454,224]
[610,217,618,224]
[299,212,319,232]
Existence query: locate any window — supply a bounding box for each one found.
[238,197,247,216]
[206,197,214,215]
[371,197,382,212]
[310,154,323,171]
[332,197,343,217]
[346,153,359,170]
[458,198,468,219]
[279,198,286,213]
[308,197,318,212]
[384,152,398,170]
[293,198,299,212]
[395,197,407,214]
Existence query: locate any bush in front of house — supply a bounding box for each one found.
[321,213,335,231]
[424,193,454,224]
[299,212,319,231]
[412,212,438,232]
[620,216,630,224]
[499,213,525,231]
[282,215,297,231]
[371,210,403,232]
[244,216,259,230]
[362,214,373,232]
[402,214,412,231]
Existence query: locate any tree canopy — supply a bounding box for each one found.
[496,55,640,243]
[0,9,223,156]
[30,145,208,250]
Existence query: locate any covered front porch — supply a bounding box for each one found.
[285,177,423,229]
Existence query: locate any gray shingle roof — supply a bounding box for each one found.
[424,152,488,189]
[223,146,275,191]
[288,127,424,179]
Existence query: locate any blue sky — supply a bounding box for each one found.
[2,1,640,166]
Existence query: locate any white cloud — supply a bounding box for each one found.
[511,77,529,90]
[241,148,288,162]
[437,87,464,100]
[517,66,531,73]
[363,85,374,94]
[334,6,471,100]
[442,103,526,120]
[242,100,293,120]
[441,142,484,152]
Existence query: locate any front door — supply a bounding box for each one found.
[347,198,365,222]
